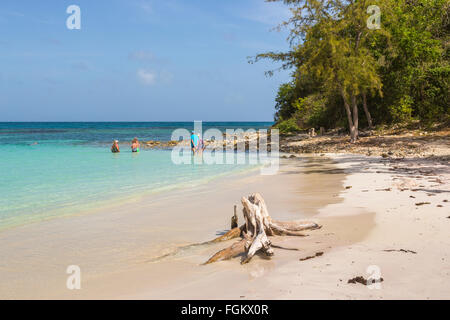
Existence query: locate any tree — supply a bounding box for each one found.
[372,0,449,124]
[274,82,298,121]
[255,0,383,142]
[254,0,449,135]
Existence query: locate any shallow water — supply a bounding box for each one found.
[0,122,272,230]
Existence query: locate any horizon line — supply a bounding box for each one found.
[0,120,275,123]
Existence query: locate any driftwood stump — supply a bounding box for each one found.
[204,193,321,265]
[231,205,238,229]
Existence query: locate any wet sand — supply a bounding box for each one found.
[1,154,448,299]
[0,156,351,299]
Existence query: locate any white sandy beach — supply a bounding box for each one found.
[0,154,448,299]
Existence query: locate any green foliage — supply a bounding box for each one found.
[274,82,298,121]
[257,0,450,129]
[412,63,450,122]
[293,94,328,128]
[388,95,414,123]
[275,117,301,134]
[374,0,449,124]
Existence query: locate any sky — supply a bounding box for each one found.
[0,0,292,121]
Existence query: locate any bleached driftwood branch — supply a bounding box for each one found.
[204,193,321,265]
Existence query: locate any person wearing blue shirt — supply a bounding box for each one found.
[191,131,199,153]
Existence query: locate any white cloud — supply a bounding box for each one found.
[129,50,155,62]
[137,69,174,85]
[137,69,157,85]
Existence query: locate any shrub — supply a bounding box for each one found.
[274,118,301,134]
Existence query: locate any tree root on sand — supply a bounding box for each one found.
[203,193,321,265]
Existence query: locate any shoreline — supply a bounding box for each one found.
[126,153,449,300]
[0,156,347,299]
[280,127,449,161]
[1,153,448,299]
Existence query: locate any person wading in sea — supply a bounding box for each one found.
[111,140,120,153]
[191,130,199,154]
[131,137,140,153]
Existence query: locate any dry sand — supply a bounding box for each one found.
[0,154,448,299]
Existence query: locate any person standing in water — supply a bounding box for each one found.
[199,134,205,151]
[131,137,140,152]
[190,130,199,153]
[111,140,120,153]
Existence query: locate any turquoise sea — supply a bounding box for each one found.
[0,122,273,231]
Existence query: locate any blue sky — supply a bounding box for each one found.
[0,0,292,121]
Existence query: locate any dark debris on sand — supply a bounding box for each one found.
[348,276,384,286]
[299,252,324,261]
[383,249,417,254]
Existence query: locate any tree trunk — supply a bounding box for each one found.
[351,94,359,142]
[204,193,321,265]
[340,90,357,143]
[362,92,373,129]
